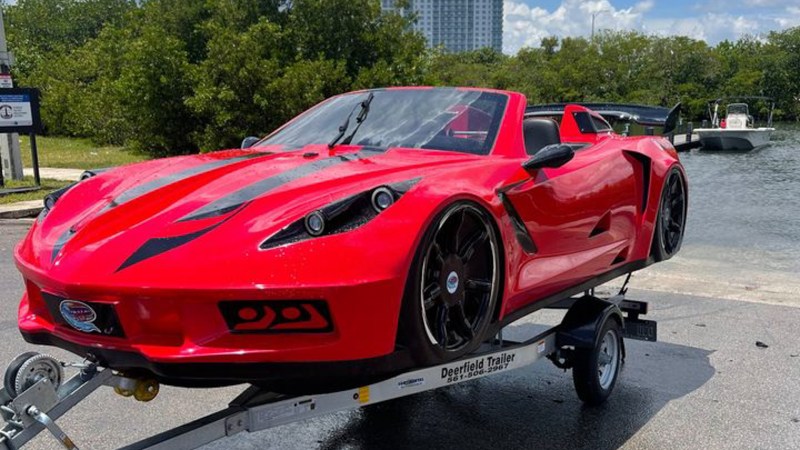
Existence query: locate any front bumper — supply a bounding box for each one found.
[17,271,410,385]
[21,330,414,388]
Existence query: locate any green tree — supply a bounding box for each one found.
[4,0,134,80]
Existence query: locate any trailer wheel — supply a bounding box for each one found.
[572,318,623,405]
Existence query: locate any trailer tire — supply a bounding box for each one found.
[572,317,622,406]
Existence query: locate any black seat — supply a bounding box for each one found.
[523,118,561,155]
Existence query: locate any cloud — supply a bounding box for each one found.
[775,6,800,28]
[503,0,647,53]
[503,0,800,54]
[643,14,760,42]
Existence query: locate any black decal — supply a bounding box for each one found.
[51,228,75,262]
[180,152,371,222]
[109,152,269,208]
[116,207,244,271]
[117,226,216,272]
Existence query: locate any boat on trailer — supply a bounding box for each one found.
[694,97,775,151]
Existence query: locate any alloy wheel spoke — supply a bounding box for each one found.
[458,229,488,262]
[466,278,492,293]
[436,305,449,347]
[431,241,447,264]
[451,209,467,254]
[669,177,679,195]
[451,303,474,341]
[668,218,681,232]
[423,283,441,310]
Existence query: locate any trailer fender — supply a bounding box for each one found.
[556,297,624,350]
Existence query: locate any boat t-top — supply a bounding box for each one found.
[695,96,775,151]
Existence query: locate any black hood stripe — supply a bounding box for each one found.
[109,152,270,208]
[51,228,75,262]
[116,150,379,271]
[48,153,271,263]
[179,152,374,222]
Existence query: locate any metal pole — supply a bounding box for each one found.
[30,132,39,186]
[0,7,22,181]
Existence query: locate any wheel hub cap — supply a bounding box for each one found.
[446,271,459,294]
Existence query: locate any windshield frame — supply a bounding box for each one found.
[255,88,510,156]
[726,103,749,115]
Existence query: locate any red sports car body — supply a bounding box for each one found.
[14,87,686,389]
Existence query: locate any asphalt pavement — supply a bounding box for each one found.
[0,219,798,449]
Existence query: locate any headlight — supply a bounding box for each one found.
[80,168,109,180]
[42,183,77,213]
[261,178,420,250]
[371,187,394,212]
[304,211,326,236]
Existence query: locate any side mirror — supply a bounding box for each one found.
[241,136,260,149]
[523,144,575,172]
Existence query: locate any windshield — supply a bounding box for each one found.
[726,103,749,115]
[258,89,508,155]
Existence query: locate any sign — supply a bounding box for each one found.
[0,88,41,133]
[0,74,12,88]
[0,94,32,126]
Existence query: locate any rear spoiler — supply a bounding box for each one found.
[526,102,681,134]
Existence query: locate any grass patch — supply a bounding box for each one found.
[0,177,72,205]
[18,136,149,169]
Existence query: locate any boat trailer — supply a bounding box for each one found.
[0,290,657,449]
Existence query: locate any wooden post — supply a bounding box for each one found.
[686,122,693,143]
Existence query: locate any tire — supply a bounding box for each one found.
[572,318,623,406]
[399,201,501,365]
[652,167,687,262]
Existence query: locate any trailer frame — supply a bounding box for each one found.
[0,291,656,450]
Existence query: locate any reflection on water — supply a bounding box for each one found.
[680,124,800,272]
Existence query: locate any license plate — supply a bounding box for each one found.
[41,292,125,337]
[623,318,657,342]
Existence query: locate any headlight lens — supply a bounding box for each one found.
[304,211,326,236]
[371,187,394,212]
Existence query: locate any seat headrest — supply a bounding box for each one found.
[523,118,561,155]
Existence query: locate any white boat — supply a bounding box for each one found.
[694,98,775,151]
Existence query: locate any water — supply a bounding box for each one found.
[679,124,800,273]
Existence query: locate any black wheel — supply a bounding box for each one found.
[572,318,623,406]
[652,167,687,261]
[400,202,501,365]
[4,352,40,398]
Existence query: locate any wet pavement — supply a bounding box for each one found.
[1,220,799,449]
